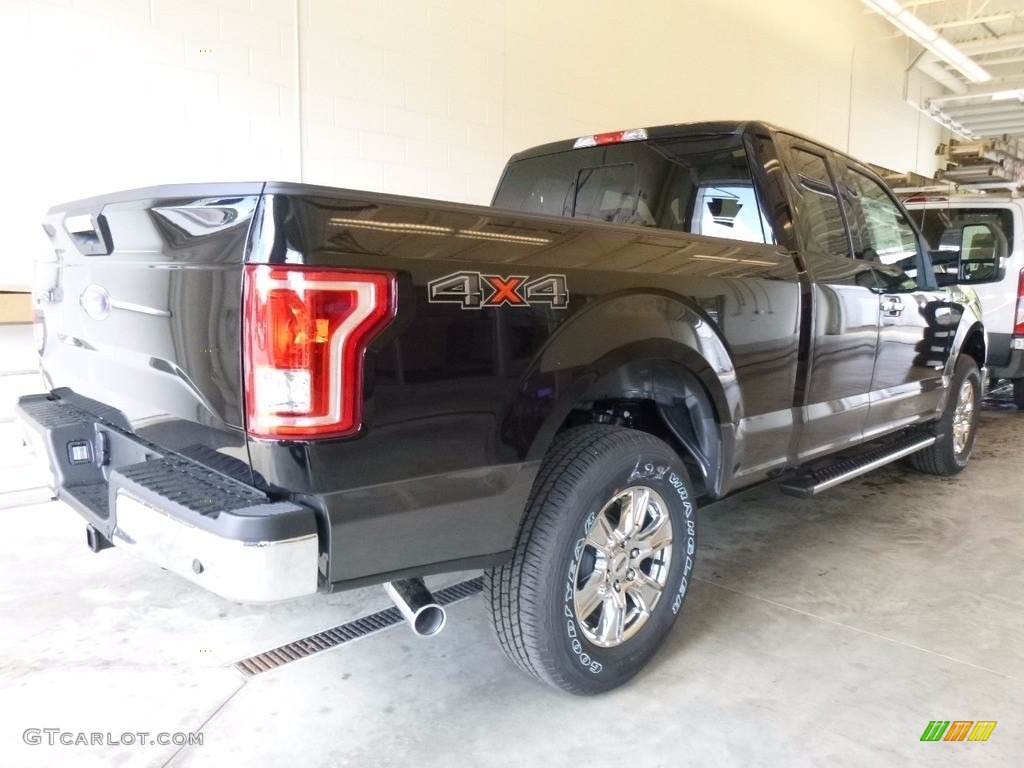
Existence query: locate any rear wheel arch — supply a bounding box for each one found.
[556,355,729,498]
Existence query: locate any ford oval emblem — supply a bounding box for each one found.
[81,285,111,320]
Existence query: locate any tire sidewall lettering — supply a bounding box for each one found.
[667,475,695,615]
[562,450,696,672]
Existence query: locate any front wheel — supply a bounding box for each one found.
[908,355,981,475]
[484,425,697,695]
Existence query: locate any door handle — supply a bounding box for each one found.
[881,296,904,317]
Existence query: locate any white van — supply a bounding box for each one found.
[905,195,1024,405]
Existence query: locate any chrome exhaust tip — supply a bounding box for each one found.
[384,579,446,637]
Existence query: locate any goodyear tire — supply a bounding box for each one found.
[908,355,981,476]
[484,425,697,695]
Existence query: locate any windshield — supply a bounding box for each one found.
[493,135,775,245]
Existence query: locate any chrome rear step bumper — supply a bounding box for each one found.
[17,393,320,603]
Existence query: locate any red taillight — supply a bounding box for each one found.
[243,265,395,439]
[1015,269,1024,336]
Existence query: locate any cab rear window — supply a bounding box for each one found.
[494,135,775,245]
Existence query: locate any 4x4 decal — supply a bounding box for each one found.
[428,271,569,309]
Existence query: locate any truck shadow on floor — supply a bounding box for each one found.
[645,396,1022,682]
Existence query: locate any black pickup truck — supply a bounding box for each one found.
[19,121,992,694]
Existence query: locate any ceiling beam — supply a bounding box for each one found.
[946,106,1024,120]
[942,98,1024,113]
[956,114,1024,126]
[977,54,1024,67]
[860,0,992,82]
[934,13,1019,30]
[951,123,1024,138]
[958,32,1024,55]
[927,84,1024,105]
[917,59,969,94]
[969,127,1024,137]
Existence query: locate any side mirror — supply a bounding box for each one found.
[957,222,1007,284]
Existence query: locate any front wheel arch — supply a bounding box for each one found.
[958,323,986,374]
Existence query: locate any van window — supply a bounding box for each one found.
[493,135,776,244]
[908,207,1014,253]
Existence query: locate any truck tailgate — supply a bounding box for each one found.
[35,183,263,480]
[21,183,323,601]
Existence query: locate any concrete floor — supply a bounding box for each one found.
[0,323,1021,767]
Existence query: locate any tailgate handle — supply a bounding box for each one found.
[64,213,113,256]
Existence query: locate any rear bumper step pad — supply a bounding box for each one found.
[16,393,319,602]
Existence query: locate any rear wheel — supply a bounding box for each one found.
[908,355,981,475]
[1012,379,1024,410]
[484,425,697,695]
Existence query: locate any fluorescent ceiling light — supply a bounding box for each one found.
[861,0,992,83]
[991,88,1024,101]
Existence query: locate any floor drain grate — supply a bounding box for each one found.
[233,576,484,678]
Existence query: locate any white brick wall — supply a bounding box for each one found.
[1,0,945,287]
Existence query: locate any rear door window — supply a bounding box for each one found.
[788,148,852,260]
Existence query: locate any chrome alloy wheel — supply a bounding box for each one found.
[952,378,976,455]
[572,485,674,648]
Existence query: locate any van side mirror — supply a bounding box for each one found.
[958,222,1007,284]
